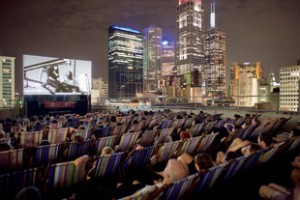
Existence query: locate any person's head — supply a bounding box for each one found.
[180,130,192,140]
[157,159,189,185]
[258,132,272,148]
[194,153,214,172]
[15,186,42,200]
[101,146,114,156]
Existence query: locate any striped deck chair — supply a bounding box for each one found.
[177,136,203,155]
[195,132,219,153]
[182,118,194,130]
[65,140,91,161]
[213,119,227,129]
[231,128,245,140]
[161,173,200,200]
[192,164,225,193]
[202,121,217,135]
[0,167,40,197]
[19,131,43,148]
[239,149,265,172]
[148,118,160,129]
[240,125,256,140]
[48,127,68,143]
[34,143,61,166]
[94,152,124,177]
[138,129,157,147]
[153,141,181,164]
[257,142,285,165]
[155,127,175,145]
[287,136,300,152]
[94,135,118,155]
[0,148,24,173]
[122,146,155,170]
[46,160,84,190]
[269,117,291,135]
[222,156,246,181]
[116,132,140,152]
[172,118,186,129]
[160,119,173,129]
[189,123,205,137]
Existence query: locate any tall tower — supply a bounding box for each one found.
[176,0,205,83]
[143,25,162,93]
[0,56,15,108]
[204,3,226,97]
[108,26,143,100]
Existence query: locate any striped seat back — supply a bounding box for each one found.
[66,140,91,161]
[123,146,155,170]
[0,148,24,173]
[94,135,118,155]
[19,131,43,148]
[258,142,285,164]
[192,164,225,192]
[138,129,157,147]
[94,152,124,177]
[222,156,246,181]
[161,173,200,200]
[154,141,181,164]
[117,132,140,152]
[35,143,60,166]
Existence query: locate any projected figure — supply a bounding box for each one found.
[45,65,64,92]
[62,70,80,92]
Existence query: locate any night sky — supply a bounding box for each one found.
[1,0,300,93]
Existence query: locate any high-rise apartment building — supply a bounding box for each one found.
[108,26,143,101]
[204,3,226,96]
[230,62,263,107]
[0,56,15,108]
[143,25,162,93]
[279,63,300,112]
[176,0,205,82]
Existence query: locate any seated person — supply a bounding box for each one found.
[177,152,215,175]
[117,159,189,199]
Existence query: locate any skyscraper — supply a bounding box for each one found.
[143,25,162,93]
[108,26,143,100]
[161,40,176,77]
[0,56,15,108]
[176,0,205,82]
[204,3,226,96]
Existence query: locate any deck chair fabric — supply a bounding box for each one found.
[117,132,140,152]
[152,141,181,164]
[94,135,118,155]
[122,146,155,170]
[137,129,157,147]
[0,148,24,173]
[176,136,203,155]
[222,156,246,181]
[19,131,43,148]
[46,161,82,190]
[161,173,200,200]
[65,140,91,161]
[257,142,285,164]
[0,167,40,197]
[195,132,219,153]
[239,149,265,172]
[94,152,124,177]
[35,143,61,166]
[191,164,225,193]
[189,123,205,137]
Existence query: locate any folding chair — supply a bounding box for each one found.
[93,152,124,177]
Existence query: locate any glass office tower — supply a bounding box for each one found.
[176,0,205,86]
[108,26,143,100]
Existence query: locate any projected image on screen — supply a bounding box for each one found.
[23,55,91,95]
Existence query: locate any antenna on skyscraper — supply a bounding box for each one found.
[210,3,216,28]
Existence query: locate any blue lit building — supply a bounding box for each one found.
[108,26,143,100]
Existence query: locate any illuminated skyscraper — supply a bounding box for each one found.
[108,26,143,100]
[143,25,162,93]
[0,56,15,107]
[176,0,205,83]
[204,3,226,96]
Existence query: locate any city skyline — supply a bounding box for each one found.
[0,0,299,94]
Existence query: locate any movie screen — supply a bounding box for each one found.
[23,55,91,95]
